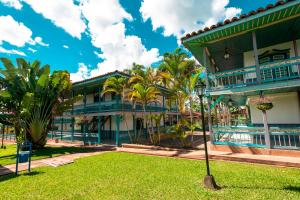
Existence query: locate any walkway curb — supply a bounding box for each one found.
[118,145,300,168]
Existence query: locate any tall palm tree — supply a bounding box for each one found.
[178,69,202,141]
[158,48,196,116]
[128,82,160,144]
[101,76,134,142]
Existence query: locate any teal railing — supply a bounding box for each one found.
[213,126,300,150]
[68,101,177,115]
[210,56,300,90]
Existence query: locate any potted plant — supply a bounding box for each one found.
[251,96,274,111]
[256,102,273,111]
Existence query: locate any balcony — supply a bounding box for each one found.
[209,56,300,92]
[213,126,300,150]
[68,100,177,115]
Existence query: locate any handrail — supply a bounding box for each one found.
[213,56,300,76]
[210,56,300,90]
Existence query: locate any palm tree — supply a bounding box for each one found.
[101,76,134,142]
[178,69,202,141]
[158,48,196,117]
[128,82,161,144]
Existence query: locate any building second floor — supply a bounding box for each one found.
[63,71,179,116]
[182,0,300,96]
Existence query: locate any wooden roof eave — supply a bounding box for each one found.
[182,1,300,46]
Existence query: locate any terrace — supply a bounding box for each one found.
[210,56,300,92]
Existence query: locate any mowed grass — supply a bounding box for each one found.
[0,144,94,165]
[1,152,300,200]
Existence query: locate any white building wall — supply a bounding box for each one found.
[86,94,94,104]
[249,92,300,124]
[243,39,300,67]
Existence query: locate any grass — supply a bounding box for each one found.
[0,144,94,166]
[1,152,300,200]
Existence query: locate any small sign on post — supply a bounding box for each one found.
[15,140,32,175]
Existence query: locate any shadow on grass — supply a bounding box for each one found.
[32,146,95,156]
[221,185,300,193]
[0,171,44,183]
[284,186,300,192]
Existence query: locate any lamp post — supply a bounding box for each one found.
[195,81,220,190]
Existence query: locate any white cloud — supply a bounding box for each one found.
[63,45,69,49]
[0,46,26,56]
[28,47,37,53]
[23,0,86,39]
[34,36,49,46]
[140,0,241,38]
[80,0,161,76]
[70,63,90,82]
[0,15,33,47]
[0,0,22,9]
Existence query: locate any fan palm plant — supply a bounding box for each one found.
[0,58,74,148]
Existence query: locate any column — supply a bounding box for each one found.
[97,116,101,144]
[83,89,87,144]
[115,115,120,146]
[98,87,101,145]
[252,31,262,84]
[71,91,75,142]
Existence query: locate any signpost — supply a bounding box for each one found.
[16,140,32,175]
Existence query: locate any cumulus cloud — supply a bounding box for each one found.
[63,45,69,49]
[70,63,90,82]
[80,0,161,76]
[140,0,241,38]
[0,0,22,9]
[22,0,86,39]
[0,46,26,56]
[0,15,48,50]
[0,15,33,47]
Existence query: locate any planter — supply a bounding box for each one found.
[256,102,273,111]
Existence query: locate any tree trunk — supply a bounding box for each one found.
[1,125,4,148]
[143,106,153,144]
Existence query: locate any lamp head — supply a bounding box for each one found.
[195,81,206,97]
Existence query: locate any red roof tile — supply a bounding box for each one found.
[181,0,294,42]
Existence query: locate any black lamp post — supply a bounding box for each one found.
[195,81,220,190]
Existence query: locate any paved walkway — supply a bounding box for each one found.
[0,148,113,176]
[117,145,300,168]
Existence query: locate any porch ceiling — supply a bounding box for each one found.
[207,17,300,71]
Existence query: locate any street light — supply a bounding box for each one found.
[195,81,220,190]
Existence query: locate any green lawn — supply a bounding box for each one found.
[1,152,300,200]
[0,144,94,165]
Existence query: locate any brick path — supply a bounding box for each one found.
[0,146,115,176]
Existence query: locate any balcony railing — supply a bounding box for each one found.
[65,100,177,115]
[210,56,300,91]
[213,126,300,150]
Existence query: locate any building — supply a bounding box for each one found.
[51,71,179,145]
[182,0,300,155]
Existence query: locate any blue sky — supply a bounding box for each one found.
[0,0,276,81]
